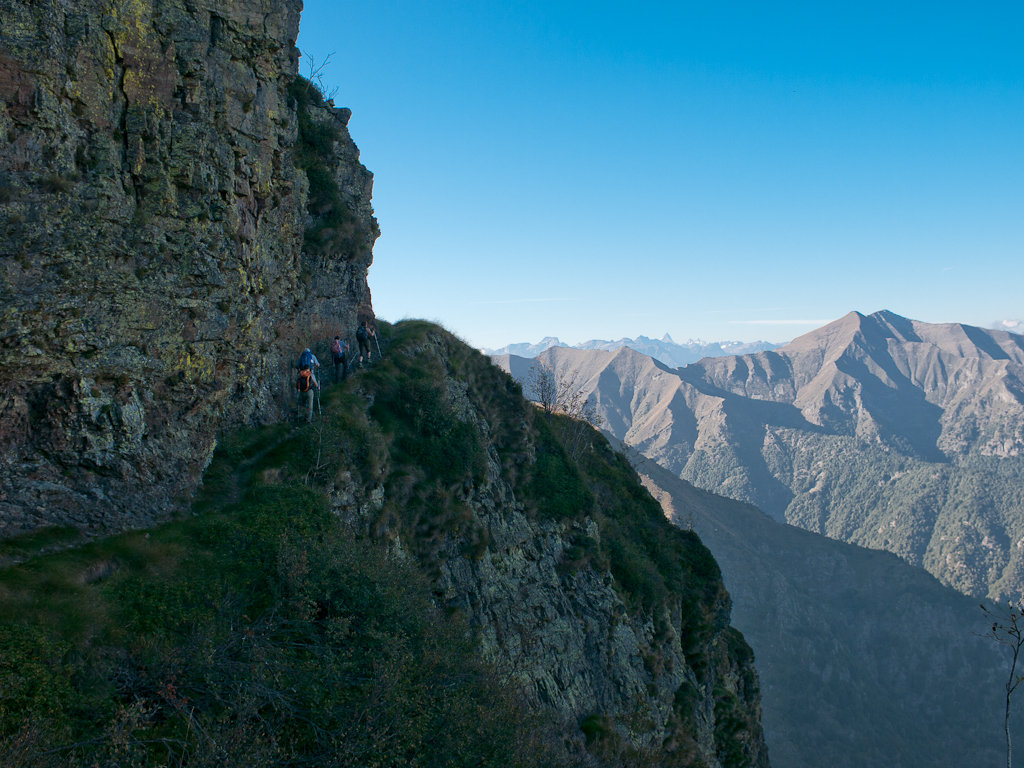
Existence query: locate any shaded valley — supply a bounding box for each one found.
[639,459,1013,768]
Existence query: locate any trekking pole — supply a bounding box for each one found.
[306,392,324,486]
[374,334,382,359]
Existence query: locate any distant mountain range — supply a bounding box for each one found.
[497,310,1024,601]
[992,319,1023,334]
[493,312,1024,767]
[483,334,782,369]
[503,311,1024,602]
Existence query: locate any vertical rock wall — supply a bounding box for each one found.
[0,0,377,538]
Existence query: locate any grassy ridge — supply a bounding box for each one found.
[0,483,542,766]
[0,320,753,767]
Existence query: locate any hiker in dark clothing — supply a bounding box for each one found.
[356,322,375,366]
[331,335,349,383]
[296,364,319,423]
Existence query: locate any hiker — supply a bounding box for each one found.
[356,321,375,366]
[331,335,349,383]
[296,364,320,423]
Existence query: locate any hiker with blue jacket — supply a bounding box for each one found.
[295,348,321,422]
[296,347,320,375]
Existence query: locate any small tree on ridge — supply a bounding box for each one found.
[525,361,602,461]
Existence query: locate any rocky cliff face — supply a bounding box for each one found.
[0,0,377,540]
[436,481,765,765]
[327,326,770,767]
[437,474,763,766]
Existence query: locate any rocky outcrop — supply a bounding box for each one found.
[439,506,767,766]
[0,0,377,539]
[329,329,770,767]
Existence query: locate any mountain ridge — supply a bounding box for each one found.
[484,335,783,369]
[0,321,770,767]
[494,334,1024,767]
[498,310,1024,599]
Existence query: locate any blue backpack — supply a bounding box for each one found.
[298,349,315,369]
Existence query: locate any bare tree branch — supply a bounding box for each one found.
[979,598,1024,768]
[301,51,340,101]
[521,362,603,461]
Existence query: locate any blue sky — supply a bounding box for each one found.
[297,1,1023,349]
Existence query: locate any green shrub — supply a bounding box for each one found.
[0,626,77,739]
[0,526,82,561]
[40,173,72,194]
[520,415,593,521]
[580,713,609,744]
[288,76,360,256]
[714,682,753,768]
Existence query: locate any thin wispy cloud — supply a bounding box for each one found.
[729,319,832,325]
[470,297,580,305]
[706,307,806,314]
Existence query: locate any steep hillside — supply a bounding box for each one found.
[509,311,1024,600]
[637,459,1013,768]
[0,322,770,768]
[0,0,377,541]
